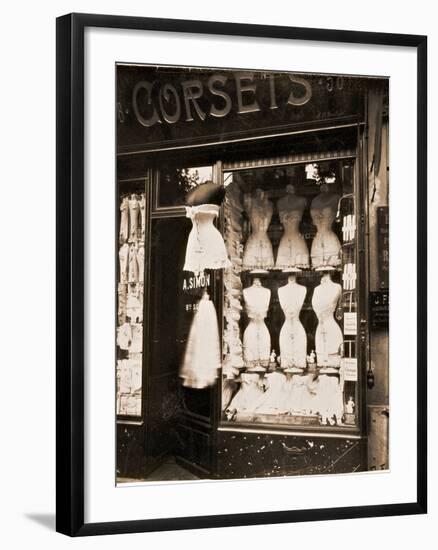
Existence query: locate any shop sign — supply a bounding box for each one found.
[369,290,389,330]
[377,206,389,289]
[117,66,365,153]
[342,358,358,382]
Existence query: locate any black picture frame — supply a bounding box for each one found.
[56,12,427,537]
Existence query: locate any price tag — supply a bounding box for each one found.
[342,358,358,381]
[343,312,357,335]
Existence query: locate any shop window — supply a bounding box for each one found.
[116,179,147,417]
[221,159,359,429]
[157,165,213,208]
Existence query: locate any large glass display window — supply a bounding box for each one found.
[221,157,360,430]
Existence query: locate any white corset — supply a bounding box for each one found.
[183,204,231,275]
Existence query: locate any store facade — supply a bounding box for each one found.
[115,65,389,481]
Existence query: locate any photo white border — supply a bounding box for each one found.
[84,27,417,524]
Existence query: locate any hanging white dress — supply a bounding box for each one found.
[183,204,231,275]
[180,293,221,389]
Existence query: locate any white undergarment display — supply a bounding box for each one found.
[227,372,264,413]
[242,189,274,271]
[222,183,245,376]
[130,324,143,354]
[117,322,132,350]
[275,187,309,269]
[118,358,142,395]
[118,243,129,284]
[139,194,146,241]
[180,293,221,389]
[287,374,311,415]
[118,283,127,324]
[126,289,142,323]
[243,279,271,370]
[137,246,145,283]
[119,196,129,243]
[310,184,341,268]
[316,374,344,424]
[128,194,140,242]
[312,273,343,367]
[254,371,290,414]
[278,276,307,369]
[128,243,139,283]
[183,204,231,275]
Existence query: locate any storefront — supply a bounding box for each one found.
[115,65,389,481]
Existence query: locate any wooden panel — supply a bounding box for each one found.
[217,431,364,479]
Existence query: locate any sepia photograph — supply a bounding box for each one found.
[115,65,389,483]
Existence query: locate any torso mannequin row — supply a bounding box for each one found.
[241,273,343,369]
[241,184,341,272]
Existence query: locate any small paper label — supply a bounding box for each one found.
[344,312,357,335]
[342,358,358,381]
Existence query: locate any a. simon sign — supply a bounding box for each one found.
[117,65,366,154]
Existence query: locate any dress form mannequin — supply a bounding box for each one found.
[119,243,129,284]
[275,185,309,269]
[242,189,274,271]
[278,274,307,369]
[128,194,140,242]
[119,196,129,244]
[243,278,271,370]
[310,183,341,268]
[183,204,231,275]
[312,272,342,366]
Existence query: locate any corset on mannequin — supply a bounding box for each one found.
[119,196,129,244]
[278,275,307,369]
[310,183,341,268]
[227,372,264,413]
[242,189,274,271]
[183,204,231,275]
[312,272,342,367]
[275,185,309,269]
[243,278,271,370]
[254,371,290,414]
[128,194,140,243]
